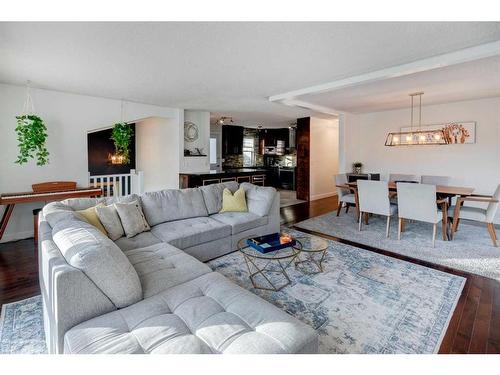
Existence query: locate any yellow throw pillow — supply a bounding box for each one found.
[219,188,248,213]
[76,203,108,236]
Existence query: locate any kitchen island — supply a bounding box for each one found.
[179,168,268,188]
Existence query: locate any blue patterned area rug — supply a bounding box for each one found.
[0,296,46,354]
[1,230,464,354]
[295,210,500,282]
[209,229,465,354]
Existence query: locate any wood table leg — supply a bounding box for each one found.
[401,218,406,232]
[0,204,15,241]
[451,197,462,239]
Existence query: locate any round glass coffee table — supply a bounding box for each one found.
[237,236,301,292]
[293,236,329,273]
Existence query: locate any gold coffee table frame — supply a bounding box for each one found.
[293,236,329,273]
[237,236,301,292]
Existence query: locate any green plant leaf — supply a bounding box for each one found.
[14,114,50,166]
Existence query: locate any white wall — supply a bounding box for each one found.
[310,117,339,200]
[344,96,500,222]
[180,110,210,173]
[0,83,181,242]
[136,117,180,192]
[339,112,362,173]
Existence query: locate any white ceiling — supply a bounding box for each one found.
[304,54,500,113]
[2,22,500,125]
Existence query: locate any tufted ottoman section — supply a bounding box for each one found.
[64,272,318,354]
[122,242,212,298]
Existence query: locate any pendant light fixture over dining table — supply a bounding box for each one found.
[385,92,449,146]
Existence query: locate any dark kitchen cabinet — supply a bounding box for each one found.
[222,125,244,156]
[260,128,289,148]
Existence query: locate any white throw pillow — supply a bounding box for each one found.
[95,204,125,240]
[115,200,151,238]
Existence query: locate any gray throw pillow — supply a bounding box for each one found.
[95,204,125,240]
[114,200,151,238]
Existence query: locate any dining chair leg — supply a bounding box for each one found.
[401,218,406,232]
[398,218,402,240]
[451,202,461,237]
[386,216,390,238]
[336,201,342,216]
[441,205,448,241]
[432,223,437,248]
[364,212,369,225]
[345,204,350,214]
[358,211,363,231]
[455,218,461,232]
[487,223,498,247]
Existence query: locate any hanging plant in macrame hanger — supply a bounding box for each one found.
[110,100,133,165]
[15,82,50,166]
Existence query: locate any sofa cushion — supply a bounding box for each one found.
[61,194,139,211]
[52,220,142,308]
[122,243,211,298]
[114,231,162,252]
[64,272,317,354]
[141,188,208,226]
[76,203,107,235]
[199,181,239,215]
[114,200,151,238]
[151,217,231,249]
[240,183,276,217]
[220,188,248,213]
[95,204,125,241]
[42,201,83,228]
[210,212,268,235]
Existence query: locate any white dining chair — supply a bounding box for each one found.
[335,174,357,216]
[396,182,446,247]
[357,180,397,237]
[389,173,420,183]
[421,175,451,186]
[448,184,500,247]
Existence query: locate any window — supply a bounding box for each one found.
[209,137,217,164]
[243,136,255,167]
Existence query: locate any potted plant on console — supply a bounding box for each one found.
[352,161,363,174]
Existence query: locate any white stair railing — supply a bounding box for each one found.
[88,169,144,197]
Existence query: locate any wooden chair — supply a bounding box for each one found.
[357,180,397,238]
[396,182,447,247]
[334,174,357,217]
[448,184,500,247]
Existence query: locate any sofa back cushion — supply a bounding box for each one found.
[199,181,239,214]
[52,219,143,308]
[61,194,139,211]
[43,201,85,228]
[240,183,277,217]
[140,188,208,226]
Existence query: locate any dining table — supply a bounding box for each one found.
[336,181,475,241]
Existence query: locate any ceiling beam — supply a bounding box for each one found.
[269,40,500,103]
[280,99,342,117]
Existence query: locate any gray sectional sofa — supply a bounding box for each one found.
[38,181,318,354]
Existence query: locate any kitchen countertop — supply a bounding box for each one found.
[179,168,268,176]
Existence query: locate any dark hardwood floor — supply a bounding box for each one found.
[1,195,499,353]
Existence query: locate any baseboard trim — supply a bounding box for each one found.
[0,230,33,244]
[310,192,337,201]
